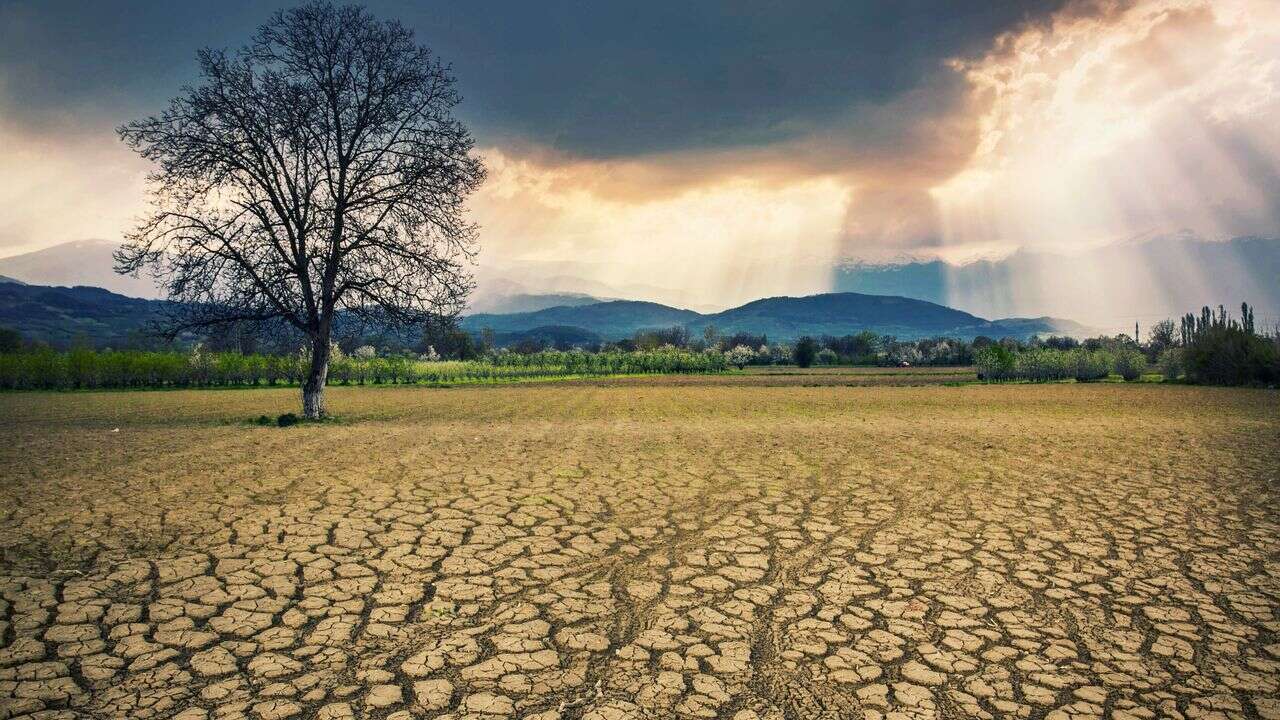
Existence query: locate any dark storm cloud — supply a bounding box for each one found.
[0,0,1067,155]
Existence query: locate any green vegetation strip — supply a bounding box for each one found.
[0,348,728,391]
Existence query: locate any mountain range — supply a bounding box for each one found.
[0,277,1084,349]
[469,235,1279,328]
[0,281,167,347]
[2,236,1277,327]
[460,294,1086,342]
[3,234,1276,346]
[0,240,161,298]
[466,291,606,315]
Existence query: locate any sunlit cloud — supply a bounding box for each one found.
[464,0,1280,313]
[924,0,1280,324]
[470,148,849,309]
[465,72,981,305]
[3,0,1277,323]
[934,0,1280,250]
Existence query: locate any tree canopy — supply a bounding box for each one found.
[116,1,486,417]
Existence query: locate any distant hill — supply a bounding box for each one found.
[9,235,1275,331]
[0,282,166,347]
[462,300,702,338]
[0,239,162,298]
[463,292,1087,343]
[0,281,615,350]
[467,292,604,315]
[1,281,1087,349]
[488,325,603,348]
[699,293,984,338]
[0,275,25,285]
[951,316,1091,339]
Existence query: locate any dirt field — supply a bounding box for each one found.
[584,366,980,388]
[1,375,1278,719]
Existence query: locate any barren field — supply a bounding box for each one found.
[1,377,1278,720]
[578,367,980,389]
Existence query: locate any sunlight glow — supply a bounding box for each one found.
[3,0,1277,327]
[0,120,147,255]
[928,0,1280,326]
[470,149,848,309]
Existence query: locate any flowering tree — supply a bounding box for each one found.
[726,345,756,369]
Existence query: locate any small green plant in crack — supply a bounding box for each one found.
[426,603,458,619]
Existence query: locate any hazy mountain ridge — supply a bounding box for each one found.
[0,239,162,298]
[466,292,605,315]
[2,280,1085,348]
[702,293,984,338]
[463,300,702,338]
[461,292,1087,342]
[5,236,1276,328]
[833,236,1280,328]
[5,234,1271,344]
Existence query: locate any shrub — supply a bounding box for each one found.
[758,344,792,365]
[816,348,838,365]
[1013,348,1071,382]
[1070,349,1112,382]
[1113,348,1146,381]
[276,413,300,427]
[793,337,818,368]
[1157,347,1183,381]
[980,346,1128,383]
[975,345,1016,381]
[1182,326,1278,386]
[0,327,22,353]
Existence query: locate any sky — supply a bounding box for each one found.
[2,0,1279,309]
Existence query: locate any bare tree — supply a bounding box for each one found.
[116,2,485,418]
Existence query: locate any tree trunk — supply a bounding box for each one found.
[302,335,330,420]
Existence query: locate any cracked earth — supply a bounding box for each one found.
[0,380,1277,720]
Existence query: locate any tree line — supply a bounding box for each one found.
[975,345,1147,383]
[0,342,727,391]
[974,303,1278,386]
[541,327,979,368]
[1171,303,1279,385]
[2,301,1275,389]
